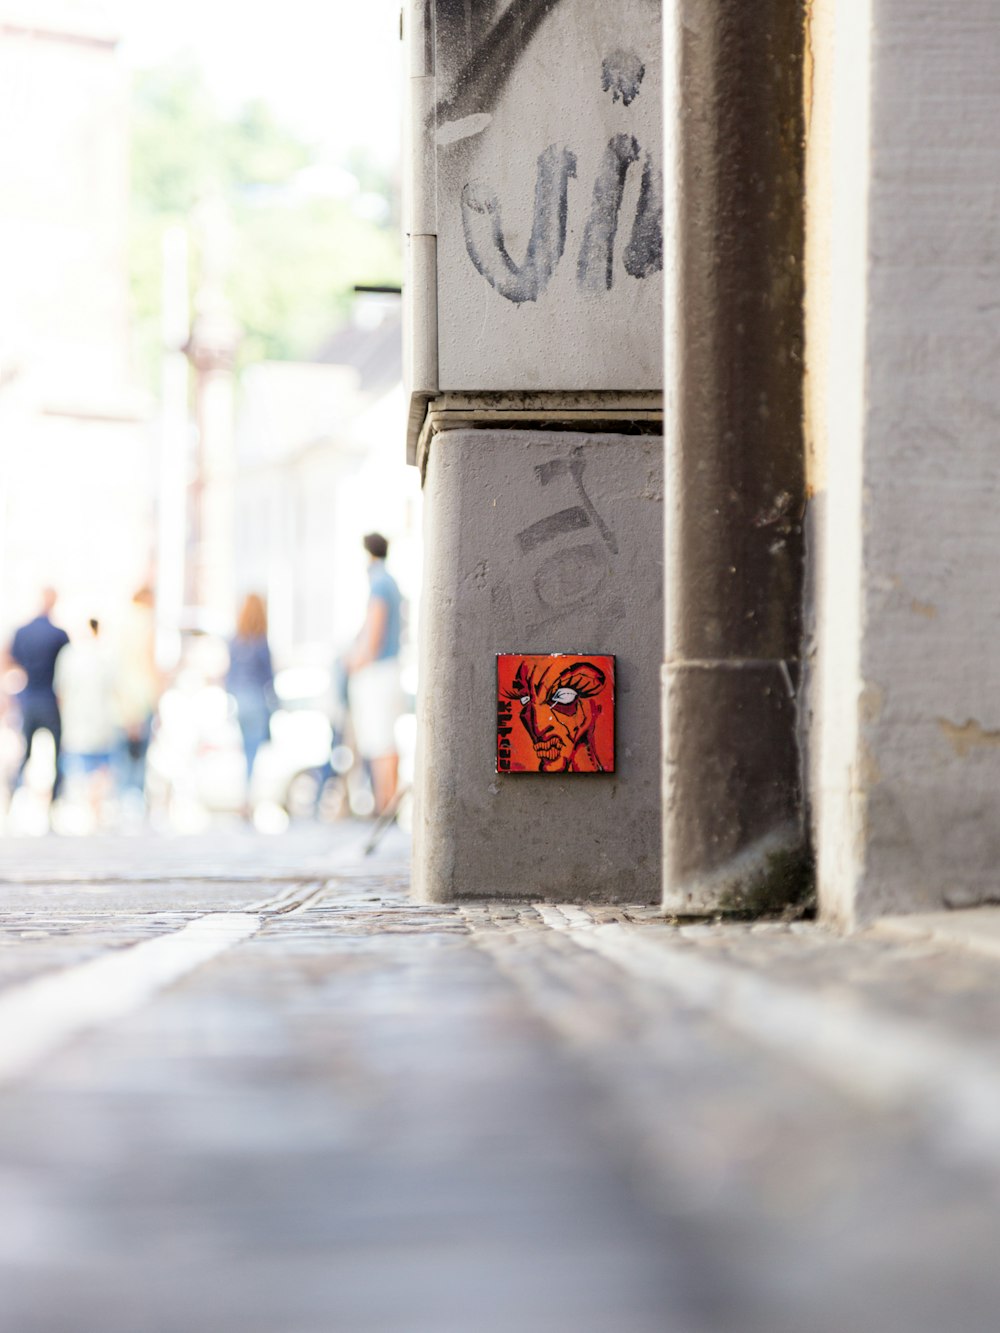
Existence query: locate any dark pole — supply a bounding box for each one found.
[663,0,809,914]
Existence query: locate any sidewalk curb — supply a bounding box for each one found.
[867,908,1000,962]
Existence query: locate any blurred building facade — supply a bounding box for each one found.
[234,298,420,669]
[0,2,154,638]
[0,3,417,680]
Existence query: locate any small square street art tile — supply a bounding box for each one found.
[496,654,615,773]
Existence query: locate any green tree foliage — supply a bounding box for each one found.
[129,58,402,382]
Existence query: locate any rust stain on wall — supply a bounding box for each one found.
[859,683,884,725]
[938,718,1000,758]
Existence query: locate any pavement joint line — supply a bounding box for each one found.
[264,882,334,916]
[533,910,1000,1171]
[0,867,414,1077]
[246,880,318,912]
[252,875,410,917]
[0,911,262,1085]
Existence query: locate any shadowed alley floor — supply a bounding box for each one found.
[2,826,1000,1332]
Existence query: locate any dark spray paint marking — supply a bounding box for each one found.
[432,0,563,124]
[577,134,641,293]
[509,453,621,637]
[623,153,663,279]
[433,0,498,63]
[535,454,618,555]
[424,0,437,73]
[462,144,577,304]
[601,49,646,105]
[516,506,591,553]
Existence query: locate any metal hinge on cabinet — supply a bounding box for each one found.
[403,0,439,465]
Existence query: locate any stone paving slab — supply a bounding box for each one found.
[2,837,1000,1330]
[871,906,1000,960]
[469,910,1000,1333]
[0,884,700,1333]
[612,915,1000,1048]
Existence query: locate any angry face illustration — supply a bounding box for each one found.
[497,655,615,773]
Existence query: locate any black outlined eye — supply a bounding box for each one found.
[550,687,579,705]
[519,694,531,706]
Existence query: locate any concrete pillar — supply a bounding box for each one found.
[809,2,1000,925]
[415,430,663,902]
[662,0,808,914]
[405,0,664,902]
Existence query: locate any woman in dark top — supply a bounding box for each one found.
[226,594,275,791]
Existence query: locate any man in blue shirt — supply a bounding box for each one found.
[9,588,70,802]
[347,533,404,814]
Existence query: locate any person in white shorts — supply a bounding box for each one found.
[346,533,404,814]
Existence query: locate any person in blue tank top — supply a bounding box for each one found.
[346,533,404,814]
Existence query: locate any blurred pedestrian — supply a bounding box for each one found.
[226,593,275,802]
[8,587,69,804]
[55,618,118,825]
[346,532,403,815]
[116,585,162,805]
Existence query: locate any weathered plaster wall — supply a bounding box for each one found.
[413,429,663,903]
[811,1,1000,924]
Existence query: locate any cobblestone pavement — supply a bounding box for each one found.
[2,826,1000,1331]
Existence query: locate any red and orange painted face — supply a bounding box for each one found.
[497,655,614,773]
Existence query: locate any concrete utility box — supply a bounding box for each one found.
[405,0,664,902]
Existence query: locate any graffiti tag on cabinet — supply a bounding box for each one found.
[461,49,662,304]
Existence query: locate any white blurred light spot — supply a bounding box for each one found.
[274,666,330,702]
[331,744,353,775]
[353,789,375,817]
[253,801,289,835]
[2,668,26,694]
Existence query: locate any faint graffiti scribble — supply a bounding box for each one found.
[535,454,618,555]
[576,135,641,293]
[516,506,591,554]
[601,49,645,106]
[513,455,626,637]
[533,543,608,608]
[462,144,577,304]
[623,152,663,279]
